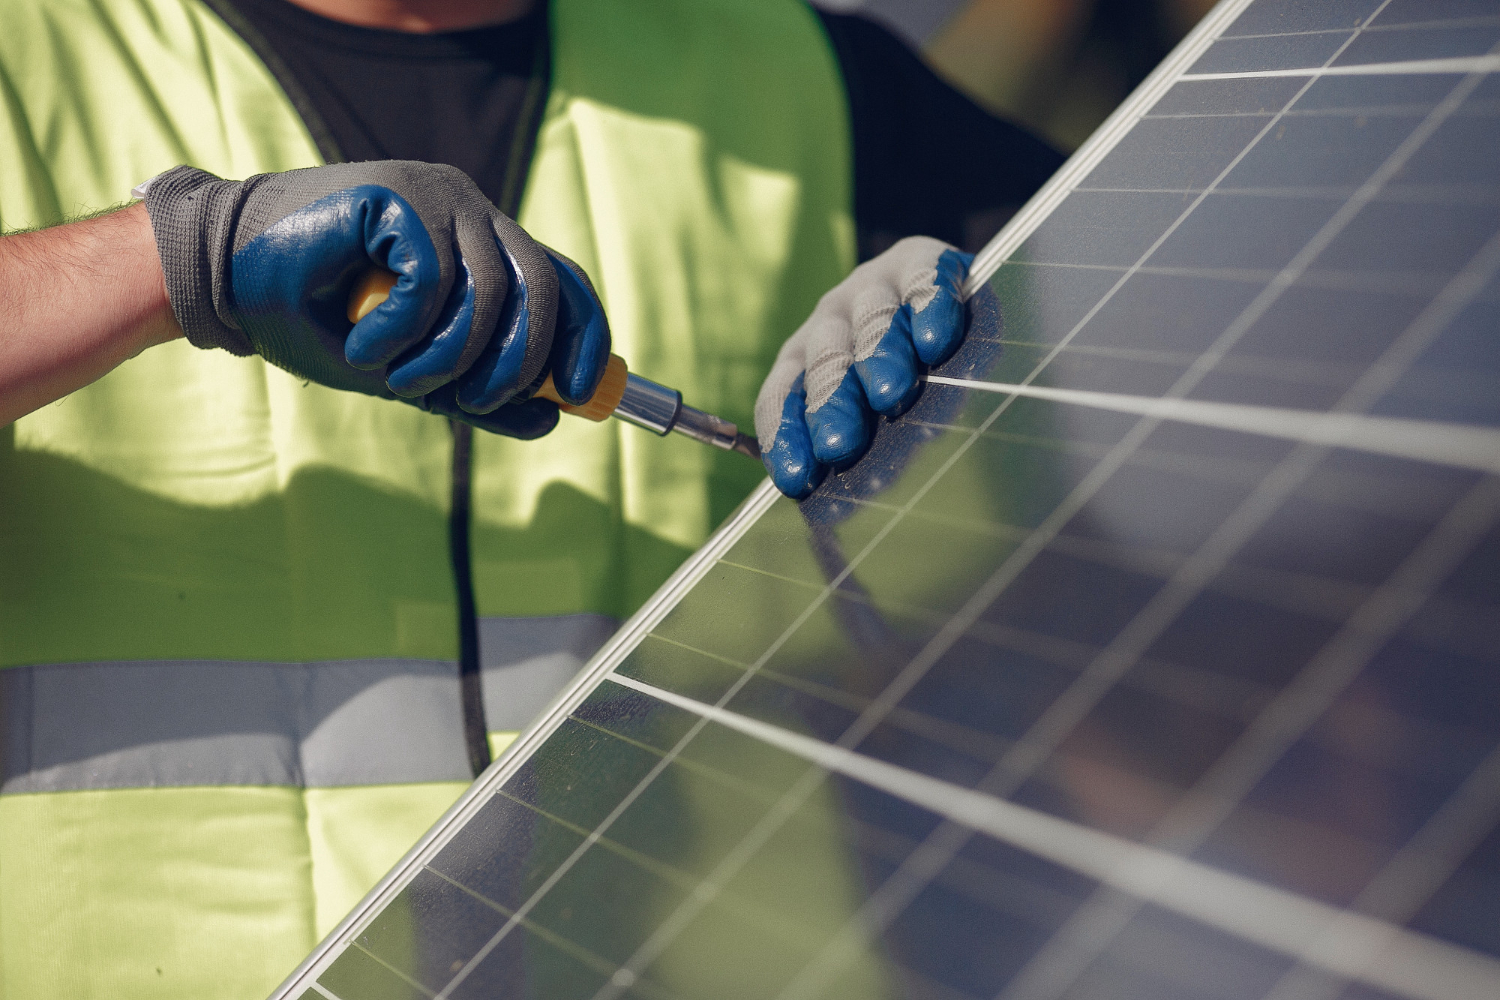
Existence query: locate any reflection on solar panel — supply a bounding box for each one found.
[272,1,1500,997]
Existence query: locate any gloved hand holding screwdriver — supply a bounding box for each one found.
[142,161,611,440]
[142,162,972,497]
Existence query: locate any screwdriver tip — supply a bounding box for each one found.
[732,433,761,461]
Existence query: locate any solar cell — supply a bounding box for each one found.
[270,0,1500,997]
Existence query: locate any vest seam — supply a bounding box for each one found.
[294,783,319,956]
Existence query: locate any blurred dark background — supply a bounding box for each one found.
[815,0,1217,150]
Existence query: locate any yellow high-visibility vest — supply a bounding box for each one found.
[0,0,854,995]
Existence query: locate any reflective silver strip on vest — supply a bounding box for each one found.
[477,613,618,730]
[0,614,617,793]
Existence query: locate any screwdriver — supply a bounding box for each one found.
[348,270,761,460]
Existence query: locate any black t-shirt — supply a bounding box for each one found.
[220,0,1064,255]
[220,0,549,214]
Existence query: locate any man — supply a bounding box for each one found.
[0,0,1061,995]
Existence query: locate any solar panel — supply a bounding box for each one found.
[270,1,1500,997]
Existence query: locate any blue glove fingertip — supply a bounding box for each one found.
[384,261,479,397]
[765,375,826,500]
[910,249,973,366]
[545,251,611,406]
[807,368,873,466]
[854,304,922,416]
[345,186,445,370]
[454,246,532,414]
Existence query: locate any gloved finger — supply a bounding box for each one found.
[908,248,972,366]
[852,301,921,417]
[543,250,611,406]
[384,260,478,397]
[799,304,876,466]
[374,201,507,396]
[454,214,559,413]
[409,384,561,440]
[807,369,873,466]
[761,374,826,499]
[343,185,451,370]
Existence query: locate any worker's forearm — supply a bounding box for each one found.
[0,202,182,427]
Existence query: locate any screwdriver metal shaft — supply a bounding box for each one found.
[610,372,761,460]
[347,269,760,460]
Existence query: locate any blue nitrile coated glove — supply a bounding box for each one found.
[755,237,973,498]
[142,162,610,438]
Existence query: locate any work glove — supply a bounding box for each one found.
[142,161,609,438]
[755,237,973,499]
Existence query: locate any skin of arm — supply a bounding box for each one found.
[0,0,535,428]
[0,202,182,427]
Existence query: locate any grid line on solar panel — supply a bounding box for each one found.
[1220,18,1500,42]
[994,259,1500,299]
[987,345,1370,399]
[585,733,834,1000]
[478,781,807,951]
[1183,54,1500,80]
[414,809,812,1000]
[926,374,1500,472]
[344,942,435,999]
[426,719,704,999]
[637,624,1027,769]
[406,865,672,1000]
[897,426,1289,493]
[989,67,1393,357]
[1073,188,1500,205]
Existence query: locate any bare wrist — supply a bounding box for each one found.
[0,201,183,425]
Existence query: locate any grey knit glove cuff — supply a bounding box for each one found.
[143,165,256,356]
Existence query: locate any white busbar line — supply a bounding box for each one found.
[1182,54,1500,81]
[923,375,1500,476]
[606,673,1500,1000]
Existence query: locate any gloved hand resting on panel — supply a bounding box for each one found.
[755,236,973,498]
[142,161,609,438]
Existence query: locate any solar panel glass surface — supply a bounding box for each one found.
[273,1,1500,997]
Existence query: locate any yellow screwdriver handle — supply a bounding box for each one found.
[346,267,628,422]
